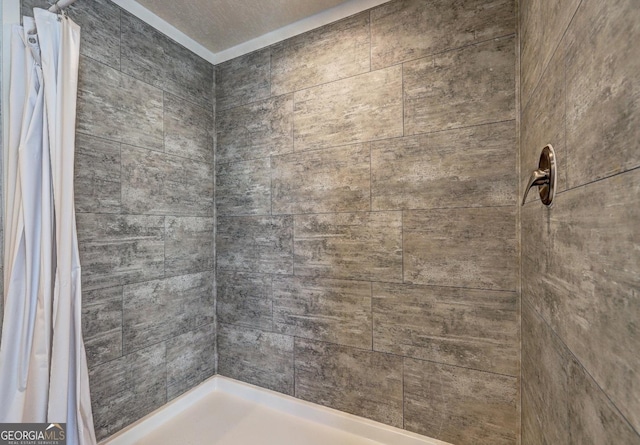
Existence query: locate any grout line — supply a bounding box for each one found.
[214,267,518,294]
[401,62,405,137]
[292,334,296,396]
[370,281,374,351]
[217,204,516,219]
[400,210,405,283]
[402,356,405,429]
[368,9,372,73]
[369,143,373,211]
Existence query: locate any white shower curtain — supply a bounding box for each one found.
[0,8,96,445]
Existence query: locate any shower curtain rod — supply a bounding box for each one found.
[48,0,78,13]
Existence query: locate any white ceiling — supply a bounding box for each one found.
[112,0,391,64]
[136,0,348,53]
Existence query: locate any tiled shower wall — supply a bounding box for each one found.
[520,0,640,443]
[20,0,215,440]
[215,0,519,443]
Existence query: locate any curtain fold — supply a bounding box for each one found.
[0,8,96,445]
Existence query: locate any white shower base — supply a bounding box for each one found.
[101,376,451,445]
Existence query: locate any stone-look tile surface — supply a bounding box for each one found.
[520,0,580,108]
[565,0,640,188]
[293,66,403,151]
[164,93,213,162]
[271,12,370,95]
[217,215,293,274]
[404,37,515,135]
[567,357,640,444]
[121,146,214,217]
[166,323,216,400]
[372,122,516,210]
[404,207,516,290]
[521,303,570,444]
[522,169,640,431]
[294,212,402,282]
[404,358,518,445]
[218,324,294,395]
[273,276,372,349]
[82,286,123,368]
[370,0,515,70]
[373,283,518,376]
[521,44,566,203]
[122,272,214,353]
[77,213,165,291]
[216,158,271,216]
[77,56,164,151]
[89,343,166,441]
[294,339,403,427]
[164,217,214,276]
[74,133,121,214]
[22,0,121,69]
[216,94,293,163]
[271,144,371,214]
[121,12,213,108]
[522,303,640,444]
[216,48,271,111]
[217,271,273,331]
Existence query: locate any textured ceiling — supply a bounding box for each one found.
[135,0,352,53]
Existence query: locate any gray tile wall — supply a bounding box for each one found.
[520,0,640,442]
[215,0,518,443]
[20,0,215,440]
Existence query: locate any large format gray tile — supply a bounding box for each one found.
[77,56,163,151]
[22,0,121,69]
[564,0,640,188]
[293,66,402,151]
[372,122,516,210]
[215,48,271,111]
[521,302,570,445]
[404,37,515,136]
[82,286,123,368]
[370,0,515,69]
[89,343,166,441]
[164,93,213,162]
[216,94,293,163]
[74,133,121,214]
[216,215,293,274]
[216,158,271,216]
[404,207,516,290]
[294,339,403,428]
[522,169,640,431]
[521,42,567,203]
[373,283,518,376]
[217,271,273,331]
[77,213,165,291]
[404,358,518,445]
[218,324,294,395]
[165,216,214,276]
[166,323,216,400]
[567,356,640,444]
[273,276,372,349]
[522,302,640,444]
[121,145,214,216]
[121,12,213,108]
[123,271,214,353]
[271,144,371,214]
[271,12,370,95]
[294,212,402,282]
[520,0,580,108]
